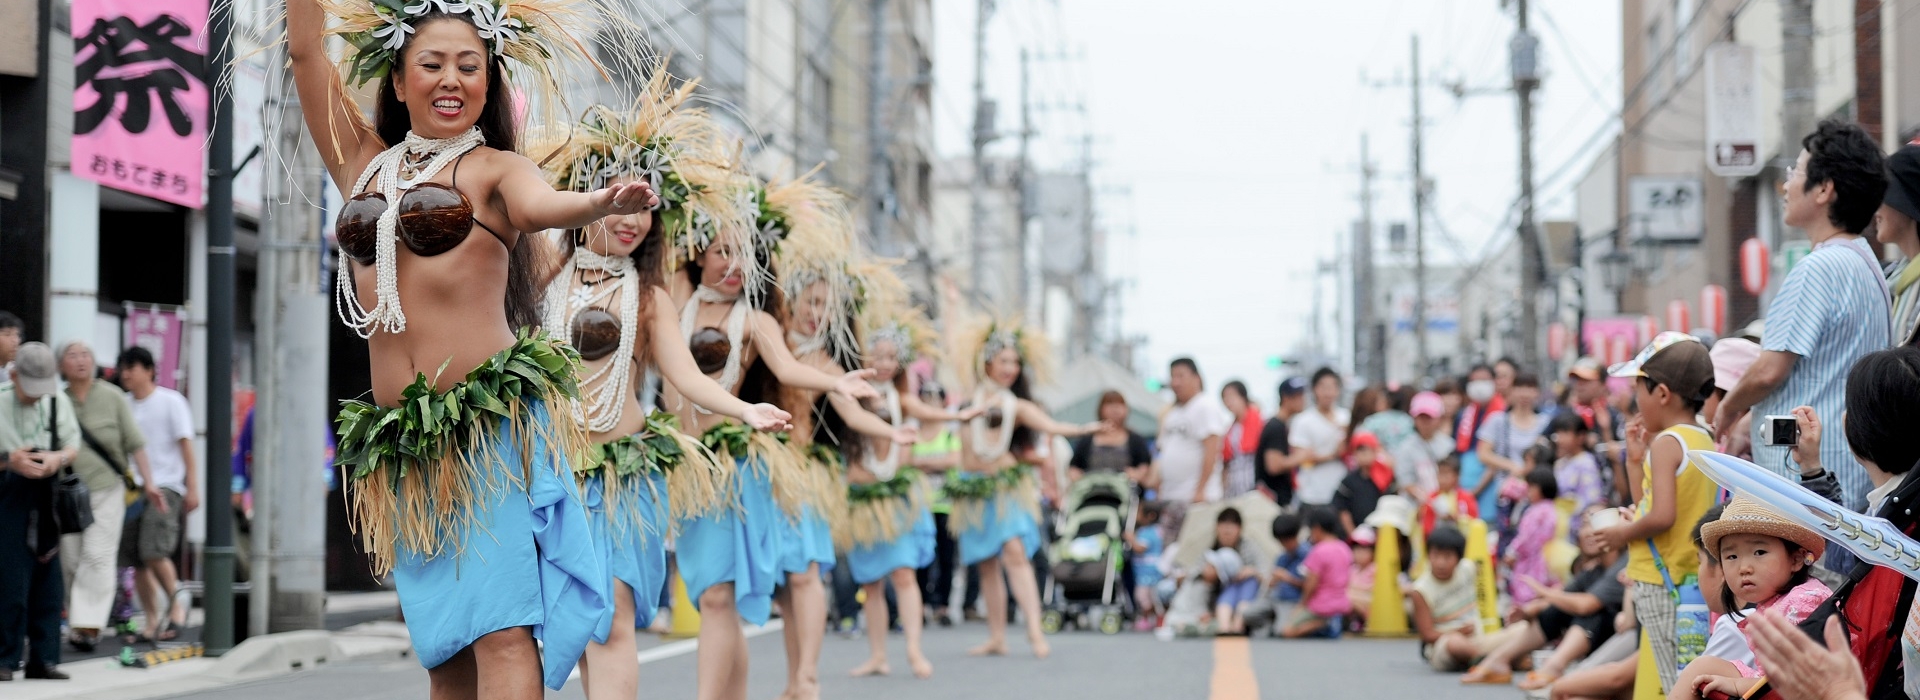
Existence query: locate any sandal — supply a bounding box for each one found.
[1459,666,1514,685]
[1518,670,1561,690]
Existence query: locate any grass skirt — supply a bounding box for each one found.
[846,473,935,585]
[676,424,788,625]
[334,332,606,691]
[945,466,1043,567]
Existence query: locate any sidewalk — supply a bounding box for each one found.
[8,592,411,700]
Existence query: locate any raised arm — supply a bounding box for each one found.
[647,287,789,431]
[286,0,381,190]
[1014,398,1097,439]
[495,153,657,234]
[747,312,877,399]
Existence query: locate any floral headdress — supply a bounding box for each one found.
[326,0,583,87]
[772,177,860,362]
[529,66,755,270]
[953,316,1053,390]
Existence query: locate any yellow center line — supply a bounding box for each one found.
[1209,636,1259,700]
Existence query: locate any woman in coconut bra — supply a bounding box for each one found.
[288,0,656,693]
[534,86,793,700]
[943,284,1102,660]
[661,181,876,700]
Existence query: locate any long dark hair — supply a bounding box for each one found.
[978,351,1040,452]
[373,14,537,327]
[558,209,669,320]
[809,302,869,465]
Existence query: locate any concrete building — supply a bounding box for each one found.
[1587,0,1902,341]
[930,155,1021,310]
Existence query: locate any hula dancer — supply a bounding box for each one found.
[836,287,980,679]
[944,285,1102,660]
[661,170,877,700]
[287,0,655,691]
[532,76,793,700]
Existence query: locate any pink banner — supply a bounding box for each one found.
[70,0,208,208]
[125,307,186,391]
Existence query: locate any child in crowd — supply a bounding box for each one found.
[1421,456,1480,536]
[1129,501,1167,631]
[1334,432,1398,535]
[1672,498,1832,700]
[1686,505,1750,670]
[1505,468,1561,606]
[1347,527,1378,633]
[1267,513,1308,633]
[1583,333,1720,700]
[1202,507,1261,636]
[1280,507,1353,639]
[1549,412,1605,514]
[1412,526,1480,671]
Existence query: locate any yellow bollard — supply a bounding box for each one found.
[666,571,702,639]
[1409,524,1429,581]
[1363,523,1410,637]
[1465,518,1502,635]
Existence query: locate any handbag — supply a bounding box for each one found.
[1647,539,1708,671]
[48,394,96,535]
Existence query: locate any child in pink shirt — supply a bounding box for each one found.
[1503,468,1561,606]
[1280,506,1353,639]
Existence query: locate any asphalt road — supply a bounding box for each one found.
[158,622,1525,700]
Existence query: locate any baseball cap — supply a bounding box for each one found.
[1409,391,1444,418]
[11,341,58,397]
[1608,331,1715,402]
[1885,145,1920,222]
[1349,431,1382,451]
[1709,338,1763,393]
[1278,376,1310,398]
[1567,356,1603,382]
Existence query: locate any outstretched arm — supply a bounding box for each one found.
[287,0,381,190]
[826,392,916,444]
[495,154,658,234]
[647,287,789,431]
[748,312,877,399]
[902,391,981,423]
[1015,399,1098,438]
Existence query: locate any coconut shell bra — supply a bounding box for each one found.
[570,309,622,362]
[335,155,501,264]
[688,327,731,375]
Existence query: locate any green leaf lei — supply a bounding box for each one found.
[581,411,690,477]
[848,472,916,503]
[334,330,582,484]
[939,464,1033,501]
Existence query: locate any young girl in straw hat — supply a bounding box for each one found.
[1671,496,1833,700]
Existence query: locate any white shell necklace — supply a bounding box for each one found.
[968,387,1019,462]
[335,128,487,338]
[680,285,751,412]
[541,247,638,434]
[788,329,828,360]
[863,380,904,479]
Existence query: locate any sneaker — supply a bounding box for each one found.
[835,617,860,638]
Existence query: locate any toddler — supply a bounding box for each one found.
[1504,467,1561,606]
[1280,507,1353,639]
[1420,456,1479,536]
[1129,501,1167,630]
[1672,497,1831,700]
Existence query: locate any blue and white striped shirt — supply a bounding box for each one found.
[1752,236,1890,510]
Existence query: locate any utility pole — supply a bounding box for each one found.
[867,0,891,255]
[968,0,996,303]
[1017,48,1033,318]
[203,0,238,655]
[1410,35,1430,378]
[1512,0,1545,373]
[1780,0,1814,238]
[1354,134,1381,384]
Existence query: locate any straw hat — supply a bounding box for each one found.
[1701,496,1826,560]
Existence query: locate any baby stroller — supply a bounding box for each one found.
[1042,473,1136,634]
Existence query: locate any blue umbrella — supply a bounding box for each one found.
[1686,450,1920,582]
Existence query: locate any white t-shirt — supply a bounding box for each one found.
[1289,407,1350,505]
[132,386,195,494]
[1155,395,1233,503]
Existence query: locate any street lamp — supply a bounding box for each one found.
[1600,249,1632,296]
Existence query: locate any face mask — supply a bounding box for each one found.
[1466,380,1496,404]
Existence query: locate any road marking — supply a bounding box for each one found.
[1208,636,1259,700]
[565,620,786,682]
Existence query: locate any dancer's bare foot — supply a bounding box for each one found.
[1029,632,1051,660]
[783,682,820,700]
[849,658,890,677]
[908,652,933,679]
[967,639,1008,656]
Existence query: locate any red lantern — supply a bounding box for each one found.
[1638,315,1658,344]
[1740,238,1771,296]
[1548,322,1568,362]
[1666,300,1692,332]
[1700,285,1728,336]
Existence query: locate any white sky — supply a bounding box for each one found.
[931,0,1624,403]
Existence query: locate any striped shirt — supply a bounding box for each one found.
[1752,236,1890,509]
